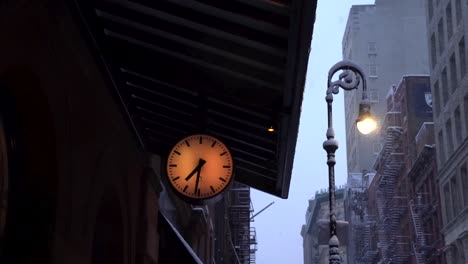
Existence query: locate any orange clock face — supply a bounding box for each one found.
[166,134,234,200]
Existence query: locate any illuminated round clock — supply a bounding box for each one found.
[166,134,234,202]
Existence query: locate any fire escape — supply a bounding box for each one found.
[360,215,378,263]
[409,193,439,264]
[228,183,257,264]
[348,179,378,263]
[375,112,407,264]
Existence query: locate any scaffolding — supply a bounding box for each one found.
[375,112,408,264]
[228,183,257,264]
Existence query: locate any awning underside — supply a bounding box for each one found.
[70,0,317,198]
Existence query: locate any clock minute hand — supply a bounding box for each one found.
[184,159,206,181]
[194,159,207,195]
[194,169,201,195]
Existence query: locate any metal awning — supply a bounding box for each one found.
[68,0,317,198]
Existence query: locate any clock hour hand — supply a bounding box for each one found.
[184,158,206,181]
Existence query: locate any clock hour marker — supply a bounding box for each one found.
[172,176,180,181]
[223,165,231,168]
[174,150,181,155]
[185,140,190,147]
[211,141,217,147]
[169,164,177,167]
[196,189,201,196]
[199,136,202,144]
[183,185,188,192]
[220,151,227,156]
[219,177,226,182]
[210,186,215,193]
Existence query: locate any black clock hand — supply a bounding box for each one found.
[194,169,201,195]
[185,159,206,181]
[184,165,199,181]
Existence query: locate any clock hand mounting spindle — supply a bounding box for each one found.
[185,158,206,181]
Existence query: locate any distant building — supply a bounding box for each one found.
[342,0,429,175]
[370,76,444,263]
[342,2,430,262]
[424,0,468,261]
[301,188,348,264]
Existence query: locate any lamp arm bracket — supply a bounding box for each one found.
[326,60,367,99]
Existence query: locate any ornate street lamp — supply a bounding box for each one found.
[323,60,377,263]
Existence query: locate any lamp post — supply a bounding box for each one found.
[323,60,377,264]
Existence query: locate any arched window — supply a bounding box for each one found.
[0,86,15,257]
[0,114,8,251]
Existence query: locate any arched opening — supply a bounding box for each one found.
[0,67,58,264]
[92,189,124,264]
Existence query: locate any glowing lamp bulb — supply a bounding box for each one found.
[268,126,275,132]
[356,117,377,135]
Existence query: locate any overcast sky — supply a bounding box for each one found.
[251,1,374,263]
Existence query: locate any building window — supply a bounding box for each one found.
[444,183,453,221]
[368,42,376,54]
[428,0,434,21]
[446,119,454,156]
[350,149,357,171]
[459,37,466,78]
[434,80,441,116]
[456,0,462,24]
[442,68,449,106]
[438,130,446,164]
[446,3,453,39]
[438,19,445,54]
[431,33,437,67]
[369,64,377,77]
[461,164,468,206]
[455,107,462,145]
[451,175,461,214]
[450,53,458,93]
[370,91,379,102]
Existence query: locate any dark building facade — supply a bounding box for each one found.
[407,122,445,263]
[0,1,317,264]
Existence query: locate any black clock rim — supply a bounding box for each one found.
[165,133,235,203]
